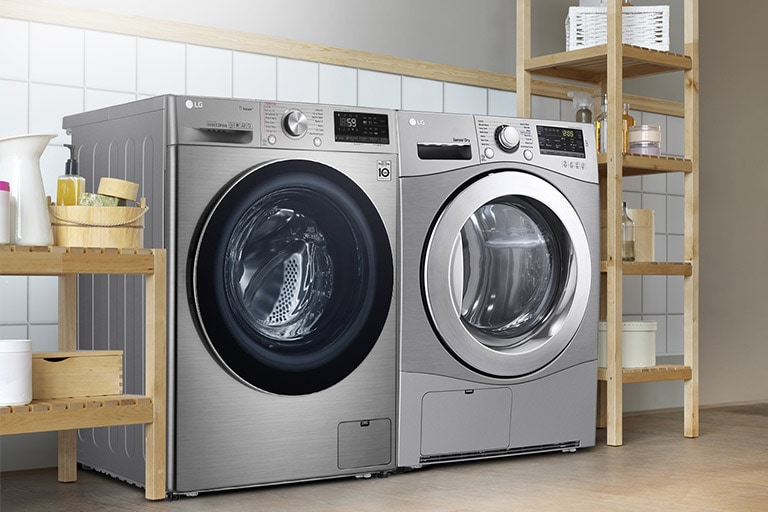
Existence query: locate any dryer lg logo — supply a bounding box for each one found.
[409,118,426,127]
[185,100,204,109]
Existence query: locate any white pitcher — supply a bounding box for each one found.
[0,133,56,246]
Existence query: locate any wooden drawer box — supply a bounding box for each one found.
[33,351,123,399]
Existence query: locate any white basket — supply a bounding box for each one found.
[566,5,670,52]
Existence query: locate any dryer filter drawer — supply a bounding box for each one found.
[420,388,512,457]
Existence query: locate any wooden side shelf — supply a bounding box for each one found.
[598,365,693,384]
[517,0,699,446]
[600,261,693,276]
[524,44,692,82]
[0,395,153,435]
[0,245,167,501]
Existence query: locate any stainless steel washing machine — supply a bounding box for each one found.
[63,96,398,495]
[396,111,599,468]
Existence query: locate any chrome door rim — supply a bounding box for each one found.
[423,170,592,377]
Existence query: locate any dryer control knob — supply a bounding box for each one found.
[495,125,521,153]
[283,109,308,138]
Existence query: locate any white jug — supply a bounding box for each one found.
[0,134,56,246]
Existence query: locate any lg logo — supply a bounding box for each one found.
[408,118,426,127]
[185,99,204,109]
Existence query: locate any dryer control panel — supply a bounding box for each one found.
[476,116,598,183]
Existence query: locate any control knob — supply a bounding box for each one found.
[282,109,308,138]
[495,125,521,153]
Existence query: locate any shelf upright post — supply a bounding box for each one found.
[604,0,625,447]
[57,272,78,482]
[683,0,700,439]
[516,0,531,118]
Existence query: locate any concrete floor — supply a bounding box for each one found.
[2,403,767,511]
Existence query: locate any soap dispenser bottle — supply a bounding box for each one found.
[56,144,85,206]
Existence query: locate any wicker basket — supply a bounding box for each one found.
[48,198,147,249]
[566,5,670,52]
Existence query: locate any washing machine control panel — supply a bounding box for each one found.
[261,102,395,152]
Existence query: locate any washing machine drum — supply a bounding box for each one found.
[192,160,393,395]
[424,171,593,378]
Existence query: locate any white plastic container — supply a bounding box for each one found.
[628,125,662,156]
[0,180,9,244]
[598,321,657,368]
[0,339,33,406]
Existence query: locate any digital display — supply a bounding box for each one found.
[537,125,586,158]
[334,111,390,144]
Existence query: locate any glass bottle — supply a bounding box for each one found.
[621,202,635,262]
[594,94,608,153]
[622,103,635,154]
[56,144,85,206]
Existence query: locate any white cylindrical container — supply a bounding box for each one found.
[0,339,33,406]
[628,125,662,156]
[0,180,9,244]
[598,321,657,368]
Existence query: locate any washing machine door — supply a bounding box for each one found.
[424,170,592,377]
[192,159,393,395]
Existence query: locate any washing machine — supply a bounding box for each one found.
[62,96,398,495]
[396,111,599,468]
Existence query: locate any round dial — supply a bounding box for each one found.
[495,125,521,153]
[282,109,308,138]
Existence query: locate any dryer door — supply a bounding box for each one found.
[424,171,592,377]
[192,159,393,395]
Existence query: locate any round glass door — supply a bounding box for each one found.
[192,160,393,395]
[424,171,592,377]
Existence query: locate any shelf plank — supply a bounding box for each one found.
[0,395,153,435]
[600,261,693,276]
[0,246,156,275]
[597,154,693,176]
[598,365,693,384]
[525,44,692,83]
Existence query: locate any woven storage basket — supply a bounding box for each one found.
[566,5,669,52]
[49,198,147,248]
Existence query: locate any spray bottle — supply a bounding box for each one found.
[568,91,593,123]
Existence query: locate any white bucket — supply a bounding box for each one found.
[0,339,33,406]
[598,321,656,368]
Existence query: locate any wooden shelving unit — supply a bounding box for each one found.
[516,0,699,446]
[0,245,167,500]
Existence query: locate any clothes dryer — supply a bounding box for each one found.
[63,96,397,495]
[396,111,599,468]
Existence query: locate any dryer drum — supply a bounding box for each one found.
[459,196,566,343]
[191,159,394,395]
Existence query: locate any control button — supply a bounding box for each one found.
[523,149,533,161]
[494,125,521,153]
[313,137,322,147]
[484,147,495,159]
[267,134,277,145]
[282,109,308,138]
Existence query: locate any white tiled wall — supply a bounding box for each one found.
[0,17,688,366]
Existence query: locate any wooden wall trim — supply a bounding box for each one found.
[0,0,683,116]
